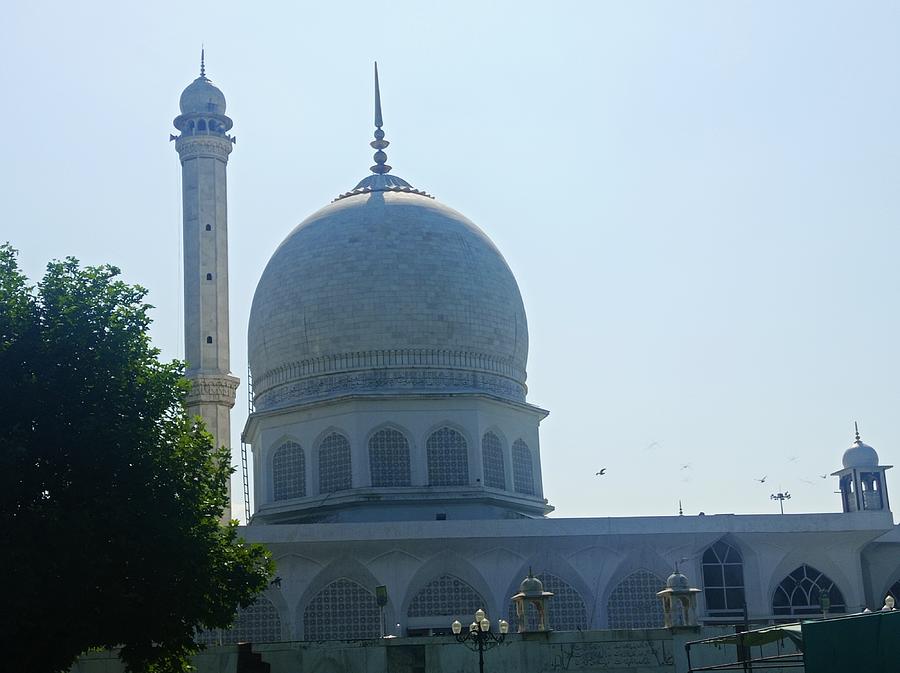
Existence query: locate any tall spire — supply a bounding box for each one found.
[200,46,206,78]
[370,62,391,175]
[855,421,861,442]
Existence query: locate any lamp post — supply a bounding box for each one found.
[451,608,508,673]
[770,491,791,514]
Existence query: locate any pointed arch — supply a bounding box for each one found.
[426,425,469,486]
[317,430,351,493]
[197,596,283,644]
[481,431,506,489]
[402,552,494,623]
[368,425,411,487]
[512,439,534,495]
[303,578,381,641]
[702,538,746,617]
[273,440,305,500]
[607,569,666,629]
[772,564,846,619]
[407,574,485,620]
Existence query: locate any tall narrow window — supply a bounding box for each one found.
[772,565,846,619]
[481,432,505,489]
[369,428,410,487]
[702,541,746,617]
[318,432,351,493]
[206,273,213,280]
[427,427,468,486]
[607,570,666,629]
[205,224,212,231]
[512,439,534,495]
[303,579,380,641]
[273,440,305,501]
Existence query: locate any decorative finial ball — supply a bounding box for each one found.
[375,128,385,140]
[373,150,388,164]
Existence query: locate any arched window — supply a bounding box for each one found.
[512,439,534,495]
[205,224,212,231]
[369,428,410,487]
[482,432,505,489]
[197,119,207,131]
[303,578,380,641]
[607,570,666,629]
[318,432,351,494]
[702,541,746,617]
[508,573,588,632]
[407,574,484,619]
[772,565,846,619]
[886,579,900,603]
[273,440,305,501]
[427,427,468,486]
[197,597,282,645]
[206,273,213,280]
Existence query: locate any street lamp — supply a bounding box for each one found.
[770,491,791,514]
[451,609,509,673]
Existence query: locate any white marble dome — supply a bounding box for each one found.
[179,75,226,115]
[248,181,529,410]
[842,437,879,468]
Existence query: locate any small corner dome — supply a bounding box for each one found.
[179,76,226,115]
[519,574,544,596]
[666,571,690,590]
[842,438,879,469]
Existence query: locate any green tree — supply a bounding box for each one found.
[0,245,273,673]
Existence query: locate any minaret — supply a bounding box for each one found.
[172,51,239,521]
[833,423,892,513]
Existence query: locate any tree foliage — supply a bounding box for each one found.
[0,245,273,672]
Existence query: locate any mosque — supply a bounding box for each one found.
[172,58,900,644]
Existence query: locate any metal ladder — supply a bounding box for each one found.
[240,366,253,524]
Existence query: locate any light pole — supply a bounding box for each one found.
[770,491,791,514]
[451,608,509,673]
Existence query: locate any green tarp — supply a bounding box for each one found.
[802,610,900,673]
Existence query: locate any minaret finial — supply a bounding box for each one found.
[200,46,206,78]
[678,500,683,516]
[855,421,860,442]
[370,62,391,175]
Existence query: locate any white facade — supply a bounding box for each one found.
[172,64,900,645]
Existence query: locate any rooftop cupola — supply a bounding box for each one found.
[173,49,234,138]
[833,423,892,514]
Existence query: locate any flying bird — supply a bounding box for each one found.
[595,468,607,476]
[680,463,692,470]
[755,476,767,483]
[645,441,660,451]
[787,456,799,462]
[819,475,828,479]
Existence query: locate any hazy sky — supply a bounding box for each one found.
[3,1,899,522]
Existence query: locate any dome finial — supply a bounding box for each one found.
[370,62,391,175]
[200,46,206,78]
[855,421,861,442]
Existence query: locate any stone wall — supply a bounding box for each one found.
[74,627,766,673]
